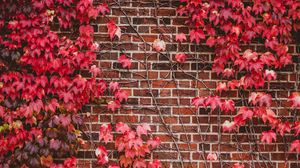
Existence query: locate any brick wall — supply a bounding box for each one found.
[78,0,300,167]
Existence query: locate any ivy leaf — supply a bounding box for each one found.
[107,20,121,40]
[153,39,166,52]
[221,100,235,113]
[175,53,187,63]
[136,123,151,137]
[118,55,132,69]
[175,33,187,42]
[120,155,133,168]
[148,160,161,168]
[99,124,113,143]
[288,92,300,108]
[232,163,245,168]
[189,29,205,44]
[147,137,161,149]
[95,146,108,165]
[207,153,217,161]
[261,130,276,144]
[114,90,129,102]
[109,82,120,93]
[222,120,236,132]
[191,97,206,108]
[98,3,110,15]
[63,157,77,168]
[290,140,300,153]
[133,159,146,168]
[264,70,276,82]
[116,122,131,134]
[216,82,227,93]
[107,100,121,112]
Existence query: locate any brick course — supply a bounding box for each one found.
[78,0,300,168]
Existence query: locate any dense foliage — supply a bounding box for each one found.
[176,0,300,166]
[0,0,299,167]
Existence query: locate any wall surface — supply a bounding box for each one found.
[77,0,300,167]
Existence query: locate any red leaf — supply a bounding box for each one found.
[136,123,151,137]
[175,33,187,42]
[107,20,121,40]
[63,157,76,168]
[148,160,161,168]
[276,121,291,136]
[98,3,110,15]
[99,124,113,143]
[261,108,278,125]
[237,106,253,121]
[133,159,146,168]
[206,37,216,47]
[264,70,276,82]
[216,82,227,93]
[114,90,129,102]
[191,97,206,108]
[290,140,300,153]
[222,68,235,78]
[232,163,245,168]
[118,55,132,69]
[107,100,121,112]
[116,122,131,134]
[293,121,300,136]
[288,92,300,108]
[222,120,236,132]
[242,49,258,61]
[95,146,108,165]
[249,92,272,107]
[261,130,276,144]
[175,53,187,63]
[221,100,235,113]
[207,153,217,161]
[120,155,133,168]
[189,29,205,44]
[109,82,120,93]
[227,80,239,90]
[90,65,101,77]
[147,137,161,149]
[205,96,221,111]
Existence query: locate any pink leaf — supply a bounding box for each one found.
[207,153,217,161]
[109,82,120,93]
[222,120,236,132]
[99,124,113,143]
[290,140,300,153]
[118,55,132,69]
[153,39,166,52]
[148,160,161,168]
[114,90,129,102]
[116,122,131,134]
[107,100,121,112]
[175,33,187,42]
[175,53,187,63]
[136,123,151,137]
[261,130,276,144]
[288,92,300,108]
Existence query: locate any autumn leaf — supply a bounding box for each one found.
[175,53,187,63]
[207,153,217,161]
[189,29,205,44]
[107,20,121,40]
[153,39,166,52]
[136,123,151,137]
[118,55,132,69]
[175,33,187,42]
[261,130,276,144]
[107,100,121,112]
